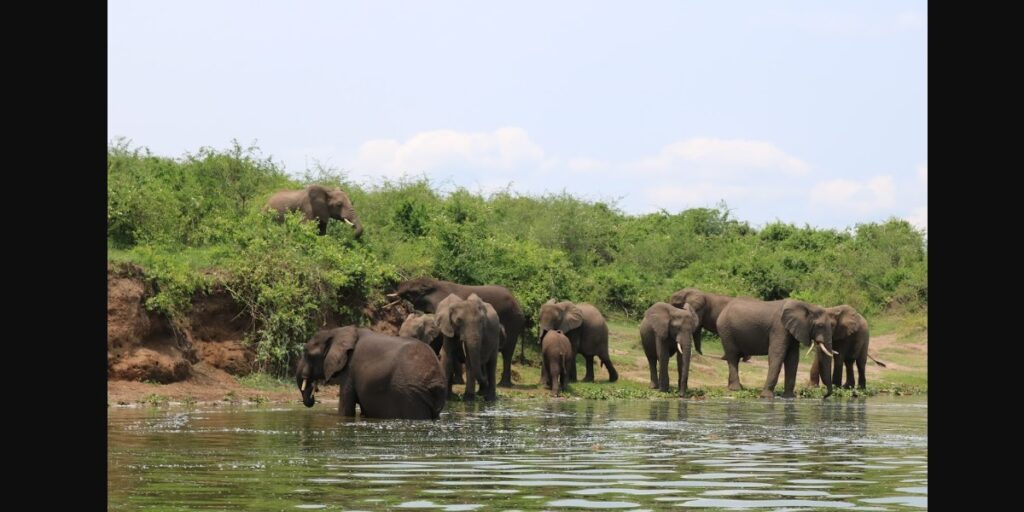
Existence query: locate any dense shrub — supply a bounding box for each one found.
[108,140,928,375]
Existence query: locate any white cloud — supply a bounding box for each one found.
[351,127,546,178]
[905,206,927,231]
[631,137,810,176]
[917,164,927,184]
[809,175,896,213]
[567,157,609,173]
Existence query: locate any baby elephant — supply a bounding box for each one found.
[541,330,572,397]
[399,312,465,384]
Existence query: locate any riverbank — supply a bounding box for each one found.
[108,312,926,408]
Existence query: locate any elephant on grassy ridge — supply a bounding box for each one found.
[538,299,617,383]
[809,305,887,390]
[386,277,525,387]
[296,326,446,419]
[640,302,700,396]
[717,298,839,399]
[266,184,363,237]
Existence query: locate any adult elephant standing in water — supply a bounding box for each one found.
[386,278,525,388]
[717,298,839,399]
[295,326,446,419]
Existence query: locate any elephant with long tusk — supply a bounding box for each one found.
[717,298,838,399]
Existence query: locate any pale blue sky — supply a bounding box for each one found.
[108,1,926,231]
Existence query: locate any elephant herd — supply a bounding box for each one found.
[265,185,884,420]
[295,278,885,420]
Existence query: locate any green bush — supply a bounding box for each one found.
[107,140,928,375]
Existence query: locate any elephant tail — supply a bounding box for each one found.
[867,353,887,367]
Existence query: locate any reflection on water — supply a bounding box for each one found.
[109,397,926,510]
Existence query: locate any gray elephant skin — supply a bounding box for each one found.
[541,330,572,397]
[670,287,743,357]
[399,312,465,384]
[266,184,363,237]
[387,278,525,387]
[640,302,700,396]
[809,305,886,389]
[717,298,839,399]
[538,300,618,383]
[436,294,502,402]
[295,326,446,419]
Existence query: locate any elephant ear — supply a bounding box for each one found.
[559,302,584,331]
[830,305,860,339]
[436,295,462,338]
[323,326,359,381]
[422,314,441,342]
[307,185,330,221]
[679,304,700,332]
[782,301,812,345]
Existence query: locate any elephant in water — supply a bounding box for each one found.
[399,312,464,384]
[387,277,525,387]
[295,326,446,419]
[265,184,363,237]
[435,294,502,402]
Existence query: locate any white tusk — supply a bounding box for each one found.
[301,379,307,391]
[383,299,402,309]
[832,349,840,356]
[818,342,834,359]
[806,344,816,356]
[343,219,355,226]
[677,342,684,354]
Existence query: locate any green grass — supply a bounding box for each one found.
[472,310,926,401]
[236,372,294,391]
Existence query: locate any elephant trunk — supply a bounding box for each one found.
[818,348,833,399]
[296,373,316,408]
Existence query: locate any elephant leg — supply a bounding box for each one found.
[338,371,357,417]
[808,354,821,387]
[760,343,786,399]
[831,356,844,388]
[452,361,465,385]
[583,355,595,382]
[600,351,618,382]
[647,350,659,388]
[540,357,550,388]
[658,348,671,393]
[486,356,498,402]
[498,332,516,388]
[726,352,743,391]
[318,219,328,236]
[856,356,867,390]
[844,359,855,389]
[549,362,559,397]
[781,343,799,398]
[440,349,458,400]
